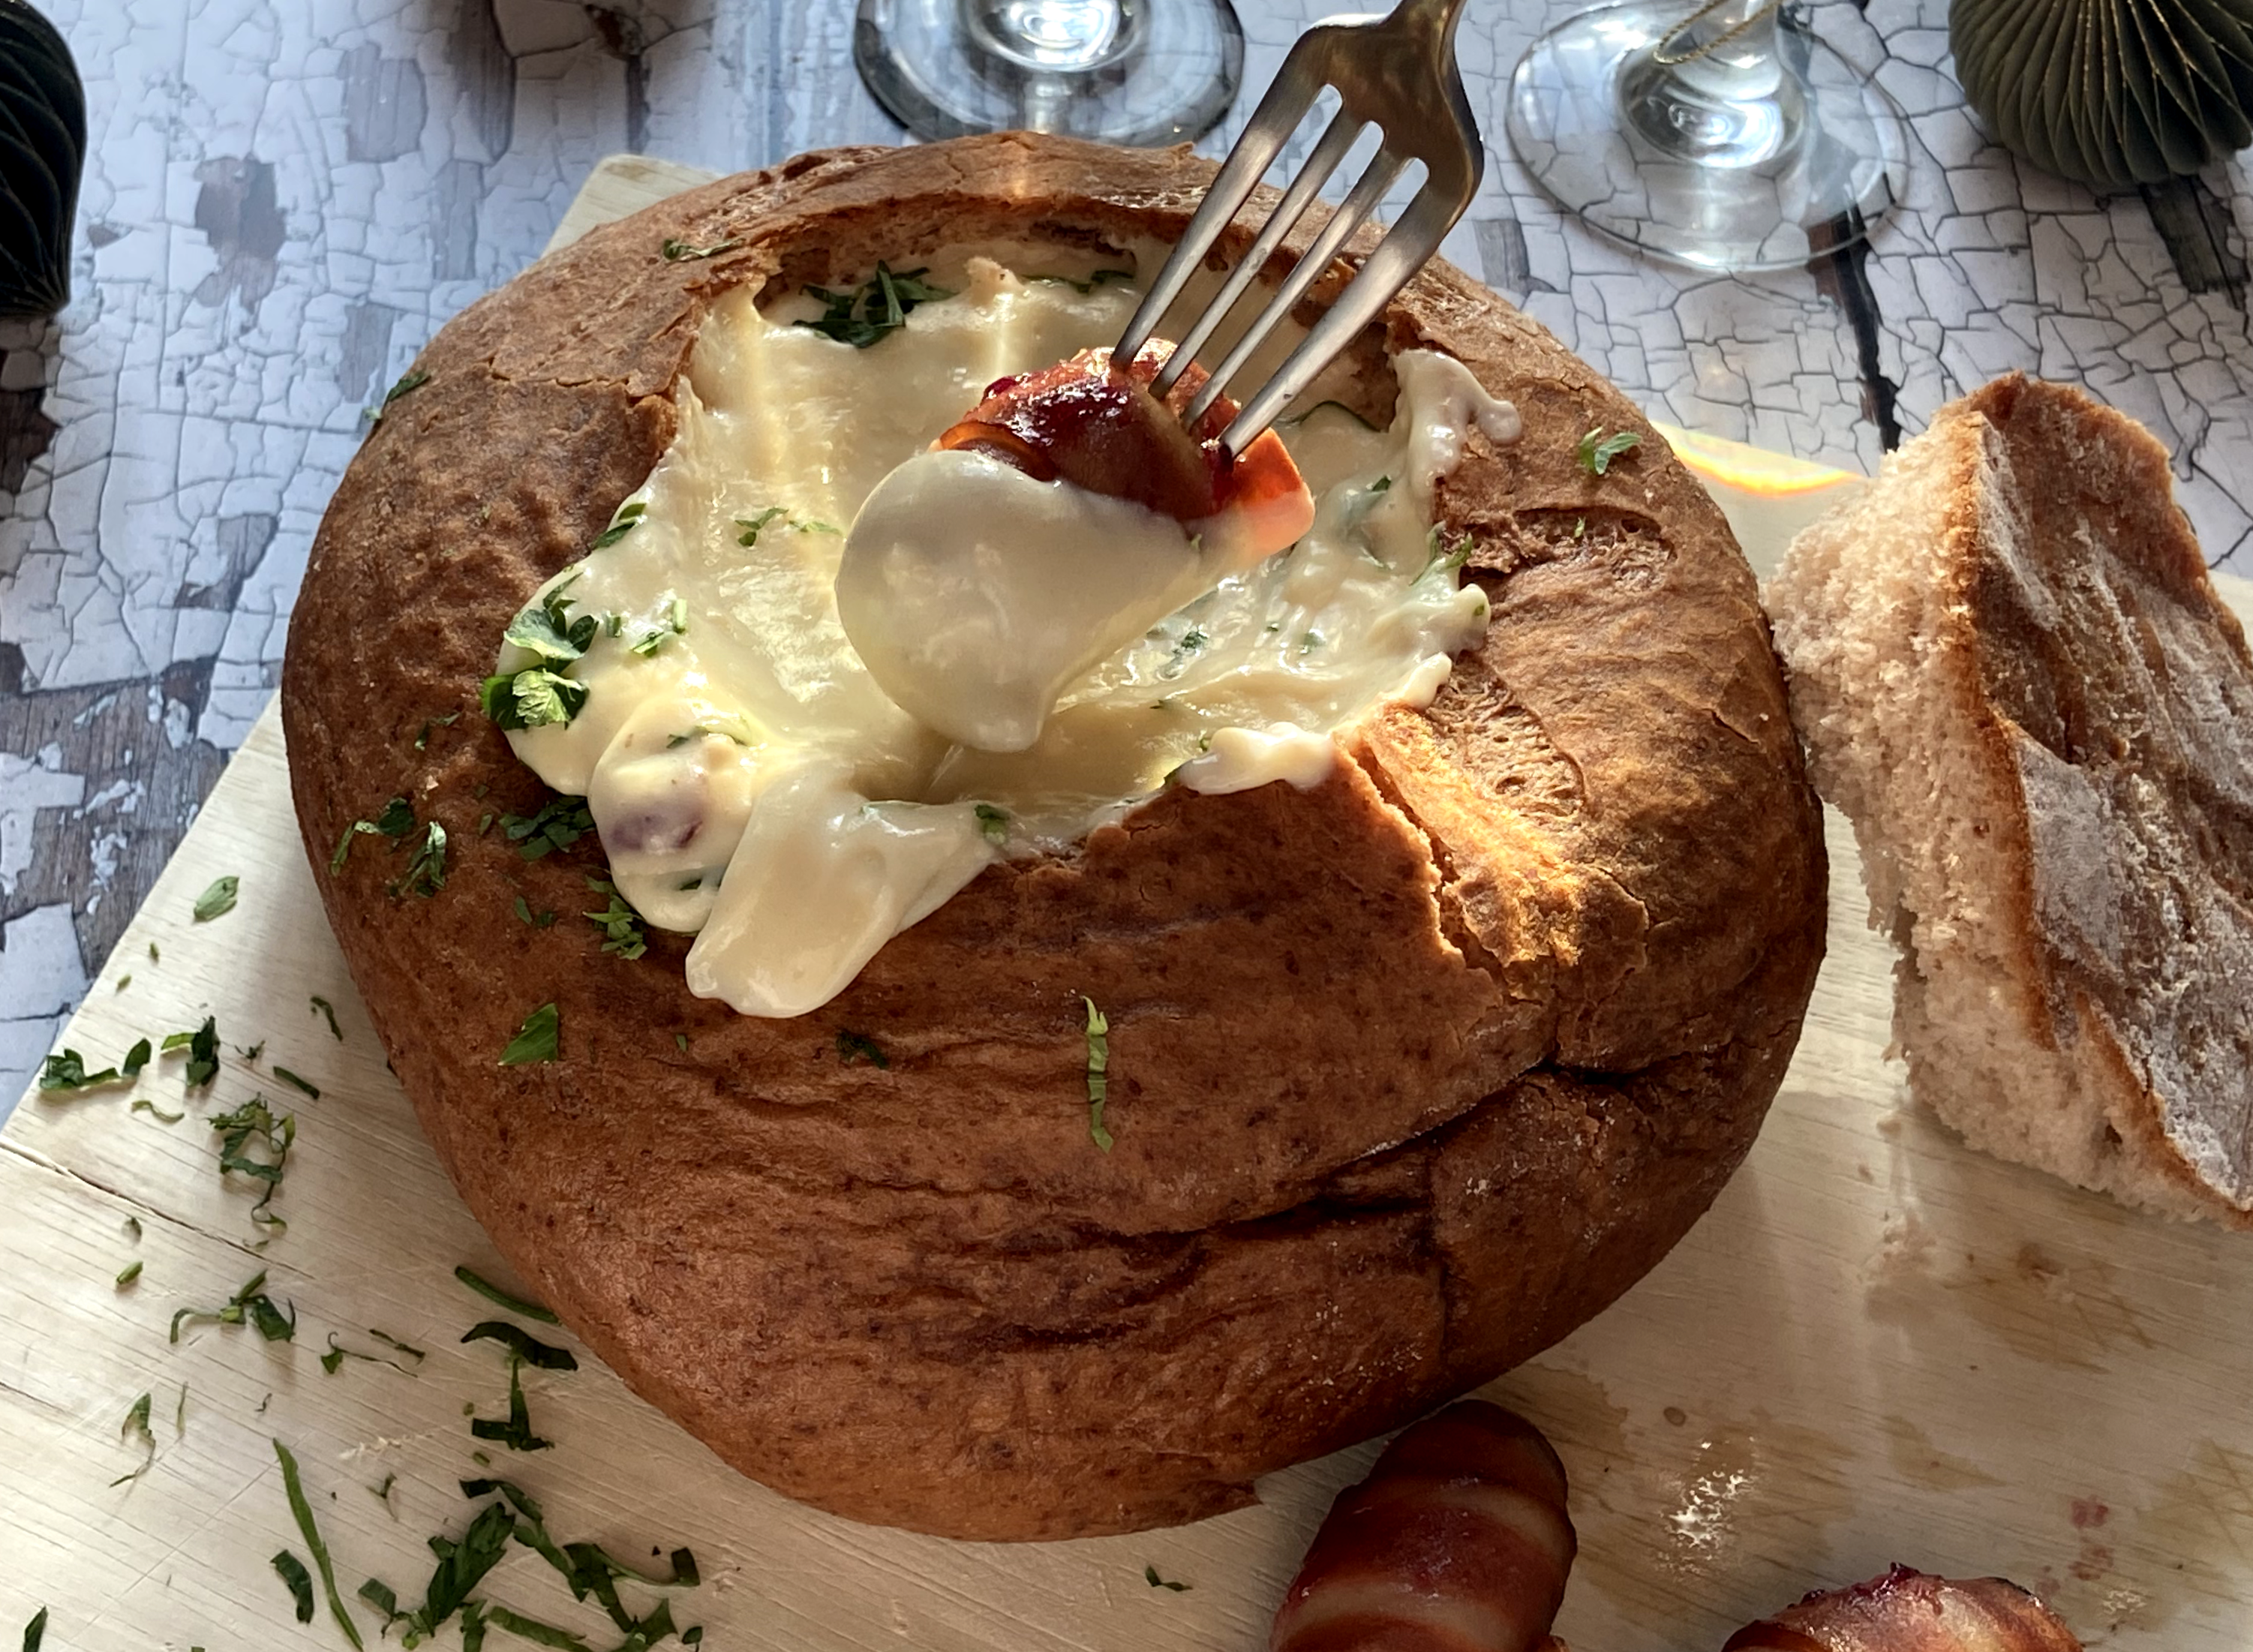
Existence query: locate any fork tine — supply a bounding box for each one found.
[1147,108,1365,401]
[1219,183,1458,451]
[1114,56,1327,365]
[1182,143,1408,429]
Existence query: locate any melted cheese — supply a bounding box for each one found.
[497,257,1516,1017]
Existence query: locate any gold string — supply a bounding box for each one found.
[1650,0,1786,65]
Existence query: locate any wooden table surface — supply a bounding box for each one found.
[8,155,2253,1652]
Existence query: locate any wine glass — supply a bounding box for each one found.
[1504,0,1908,272]
[855,0,1245,145]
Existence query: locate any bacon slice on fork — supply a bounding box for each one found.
[937,341,1312,557]
[1269,1401,1577,1652]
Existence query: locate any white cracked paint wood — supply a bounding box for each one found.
[5,158,2253,1652]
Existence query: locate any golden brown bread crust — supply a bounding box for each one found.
[281,134,1826,1539]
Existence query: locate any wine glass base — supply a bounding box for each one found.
[856,0,1244,146]
[1505,0,1907,272]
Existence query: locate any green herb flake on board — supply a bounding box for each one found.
[1081,997,1114,1152]
[132,1098,185,1125]
[21,1608,47,1652]
[110,1391,156,1485]
[1576,425,1641,476]
[122,1038,152,1078]
[275,1066,320,1100]
[1144,1563,1191,1591]
[499,1004,560,1065]
[38,1049,123,1092]
[192,875,240,921]
[462,1320,578,1371]
[469,1354,554,1453]
[209,1096,296,1235]
[272,1439,367,1650]
[273,1550,317,1623]
[452,1265,561,1325]
[115,1260,143,1289]
[172,1269,296,1344]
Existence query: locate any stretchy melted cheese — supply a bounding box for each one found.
[496,257,1517,1016]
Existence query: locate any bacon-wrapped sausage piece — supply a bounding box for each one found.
[1269,1401,1577,1652]
[1723,1566,2084,1652]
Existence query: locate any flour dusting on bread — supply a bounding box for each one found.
[1769,372,2253,1227]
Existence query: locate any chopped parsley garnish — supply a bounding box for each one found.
[582,879,648,959]
[503,796,596,861]
[113,1391,156,1486]
[160,1017,221,1088]
[463,1320,578,1371]
[275,1067,320,1100]
[453,1265,562,1325]
[172,1270,296,1344]
[21,1608,46,1652]
[414,712,461,750]
[480,667,587,731]
[192,875,239,921]
[123,1038,152,1078]
[499,1003,560,1065]
[1299,630,1323,654]
[366,368,431,425]
[514,896,557,927]
[1161,625,1211,679]
[1143,1563,1191,1591]
[734,505,787,546]
[332,795,416,872]
[210,1097,296,1235]
[115,1260,143,1289]
[1082,997,1114,1152]
[592,498,648,550]
[503,577,599,665]
[628,596,689,657]
[1576,425,1642,476]
[734,506,837,546]
[660,236,741,262]
[674,1032,690,1053]
[1419,525,1476,580]
[796,262,953,348]
[836,1030,889,1068]
[132,1098,185,1125]
[974,803,1009,846]
[38,1048,125,1092]
[470,1354,554,1452]
[274,1439,368,1650]
[396,821,448,898]
[371,1472,398,1509]
[273,1550,317,1622]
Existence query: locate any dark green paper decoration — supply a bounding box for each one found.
[1952,0,2253,188]
[0,0,85,318]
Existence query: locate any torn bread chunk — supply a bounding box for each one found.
[1768,372,2253,1227]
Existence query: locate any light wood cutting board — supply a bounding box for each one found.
[5,155,2251,1652]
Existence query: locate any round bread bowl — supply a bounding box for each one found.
[281,134,1828,1542]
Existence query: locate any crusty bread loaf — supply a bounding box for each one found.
[281,135,1827,1539]
[1768,373,2253,1227]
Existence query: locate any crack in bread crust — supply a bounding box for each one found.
[282,135,1826,1539]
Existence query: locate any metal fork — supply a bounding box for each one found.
[1113,0,1482,453]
